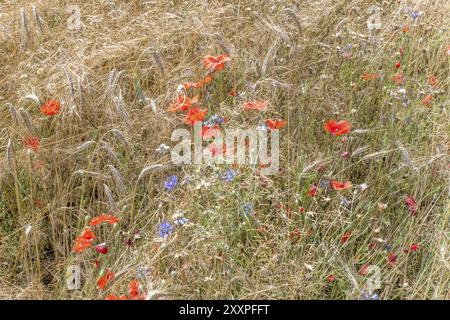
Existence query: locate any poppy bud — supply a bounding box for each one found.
[95,243,108,254]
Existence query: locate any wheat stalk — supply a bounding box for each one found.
[32,5,44,33]
[19,8,29,42]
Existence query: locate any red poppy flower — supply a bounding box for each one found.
[73,227,96,253]
[307,184,318,197]
[340,231,351,244]
[95,243,108,254]
[90,214,119,227]
[106,294,128,300]
[40,99,61,116]
[361,72,380,81]
[127,280,146,300]
[410,243,419,252]
[331,180,352,190]
[23,136,41,152]
[73,237,92,254]
[394,62,401,69]
[243,100,268,111]
[266,119,287,130]
[402,24,410,33]
[184,107,208,125]
[229,89,238,97]
[97,269,115,289]
[326,275,336,282]
[81,227,95,240]
[168,95,198,112]
[202,54,230,72]
[404,196,417,215]
[324,120,351,136]
[422,95,432,107]
[393,73,404,85]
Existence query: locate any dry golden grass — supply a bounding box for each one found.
[0,0,448,299]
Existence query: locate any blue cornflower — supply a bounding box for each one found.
[221,168,236,182]
[242,203,254,216]
[164,175,178,191]
[158,221,174,238]
[410,11,420,20]
[203,114,225,126]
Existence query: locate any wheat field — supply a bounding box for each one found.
[0,0,448,300]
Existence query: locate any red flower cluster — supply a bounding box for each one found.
[73,228,96,253]
[40,99,61,116]
[167,54,230,126]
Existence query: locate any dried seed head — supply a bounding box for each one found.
[72,170,100,178]
[137,164,163,181]
[107,165,126,195]
[104,184,119,214]
[32,5,44,33]
[20,8,29,41]
[62,66,75,99]
[100,141,120,164]
[150,48,165,74]
[261,40,279,76]
[285,8,302,34]
[105,69,117,97]
[362,150,392,161]
[108,129,129,150]
[73,140,96,154]
[6,139,14,172]
[6,103,18,123]
[23,94,41,106]
[395,140,419,172]
[112,93,131,126]
[18,107,35,134]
